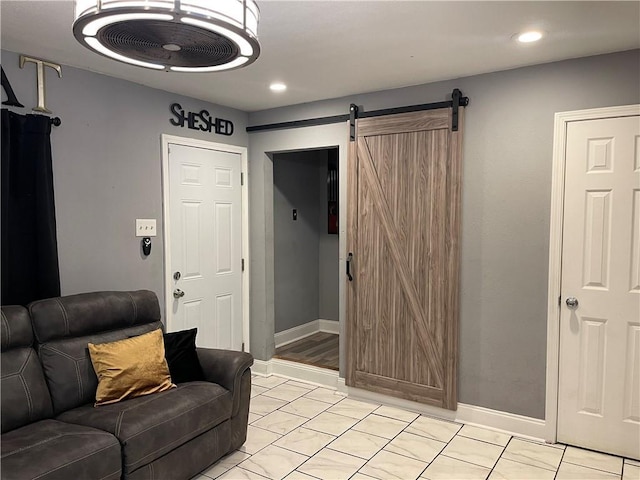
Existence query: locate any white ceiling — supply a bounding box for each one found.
[1,1,639,112]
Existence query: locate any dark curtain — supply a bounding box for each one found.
[1,109,60,305]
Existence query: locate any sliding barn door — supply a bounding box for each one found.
[346,108,463,410]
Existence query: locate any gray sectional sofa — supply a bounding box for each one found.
[1,290,253,480]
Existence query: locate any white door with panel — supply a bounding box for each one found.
[168,143,243,350]
[558,112,640,459]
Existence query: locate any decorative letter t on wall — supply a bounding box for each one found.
[19,55,62,114]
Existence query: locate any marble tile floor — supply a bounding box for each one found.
[193,375,639,480]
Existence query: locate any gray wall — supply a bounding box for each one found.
[273,151,321,333]
[318,151,339,321]
[1,50,248,315]
[248,50,640,419]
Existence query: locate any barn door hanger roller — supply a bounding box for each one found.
[451,88,469,132]
[348,88,469,141]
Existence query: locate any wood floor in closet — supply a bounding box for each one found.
[274,332,339,371]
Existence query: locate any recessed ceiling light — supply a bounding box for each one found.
[270,82,287,92]
[517,30,544,43]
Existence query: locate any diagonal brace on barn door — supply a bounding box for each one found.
[357,138,445,387]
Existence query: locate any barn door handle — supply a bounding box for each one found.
[346,253,353,281]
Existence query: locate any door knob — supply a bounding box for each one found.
[173,289,185,299]
[566,297,578,308]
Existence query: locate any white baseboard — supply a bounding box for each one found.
[274,319,339,348]
[343,382,546,442]
[271,359,339,388]
[252,361,545,441]
[456,403,546,442]
[319,319,339,334]
[251,358,339,388]
[274,320,320,348]
[251,359,272,376]
[337,377,347,394]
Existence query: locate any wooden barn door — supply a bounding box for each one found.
[346,107,463,410]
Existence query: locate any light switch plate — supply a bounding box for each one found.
[136,219,157,237]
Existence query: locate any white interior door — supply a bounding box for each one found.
[558,112,640,459]
[168,142,243,350]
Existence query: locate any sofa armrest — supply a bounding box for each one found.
[196,348,253,416]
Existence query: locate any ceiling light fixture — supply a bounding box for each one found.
[73,0,260,72]
[270,82,287,92]
[517,30,544,43]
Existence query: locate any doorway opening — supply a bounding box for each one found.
[272,147,339,371]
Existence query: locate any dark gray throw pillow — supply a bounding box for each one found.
[163,328,205,383]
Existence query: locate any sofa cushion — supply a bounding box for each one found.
[1,305,33,351]
[37,322,163,415]
[164,328,205,383]
[1,419,121,480]
[1,306,53,433]
[127,421,231,480]
[89,328,175,405]
[29,290,161,343]
[57,381,232,474]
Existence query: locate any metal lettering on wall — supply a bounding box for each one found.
[20,56,62,114]
[1,55,62,116]
[170,103,234,136]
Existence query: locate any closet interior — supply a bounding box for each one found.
[272,148,339,370]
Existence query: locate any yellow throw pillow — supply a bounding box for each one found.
[88,328,175,406]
